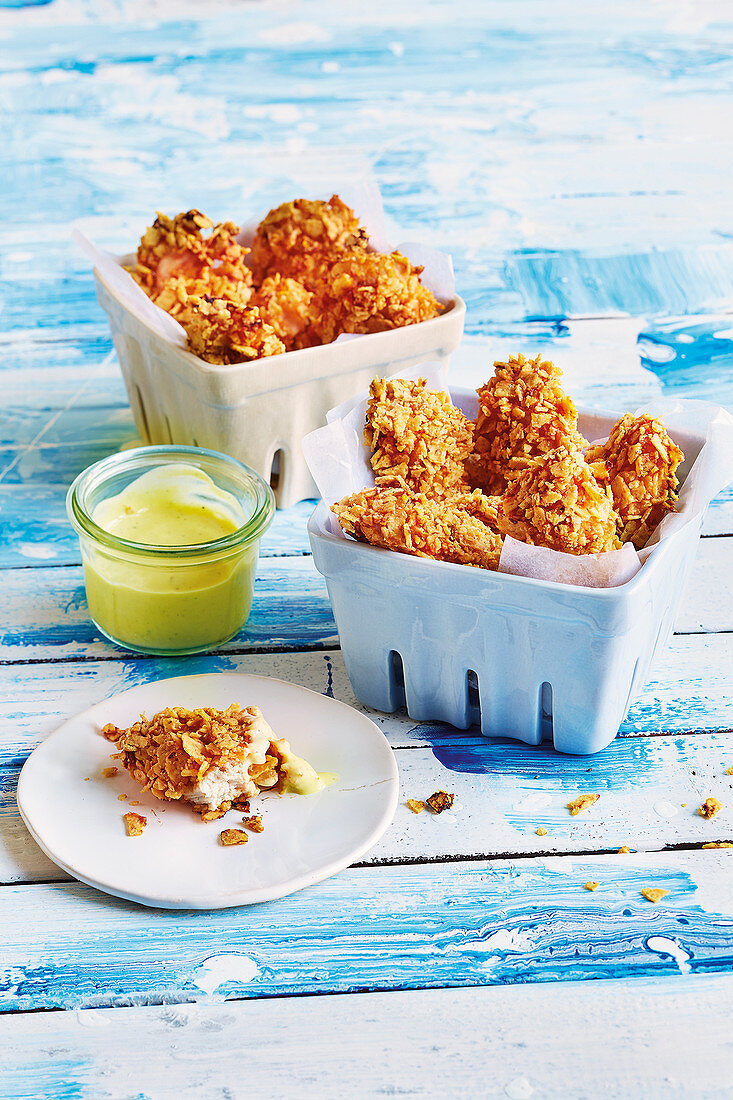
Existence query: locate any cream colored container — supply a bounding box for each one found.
[93,261,466,509]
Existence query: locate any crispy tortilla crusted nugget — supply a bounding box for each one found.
[315,248,442,345]
[585,414,684,549]
[365,377,474,492]
[332,477,503,570]
[250,274,318,350]
[468,353,587,495]
[498,448,620,555]
[129,210,252,296]
[250,195,367,286]
[183,296,286,364]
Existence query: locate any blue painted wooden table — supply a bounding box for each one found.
[2,1,733,1095]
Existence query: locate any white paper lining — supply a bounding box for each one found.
[302,365,733,589]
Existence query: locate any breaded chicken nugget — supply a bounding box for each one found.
[365,377,473,492]
[129,210,252,296]
[183,296,285,365]
[467,353,586,495]
[315,248,442,345]
[250,195,367,287]
[332,477,503,570]
[497,447,620,555]
[585,414,684,548]
[250,274,318,350]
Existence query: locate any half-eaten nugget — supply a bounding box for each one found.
[103,704,329,821]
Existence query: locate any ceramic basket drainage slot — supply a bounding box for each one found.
[307,401,708,756]
[94,262,466,509]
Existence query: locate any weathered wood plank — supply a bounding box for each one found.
[2,975,733,1100]
[1,849,732,1011]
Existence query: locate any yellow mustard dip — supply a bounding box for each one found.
[83,465,256,654]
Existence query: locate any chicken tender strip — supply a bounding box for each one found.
[183,296,285,364]
[250,195,367,287]
[250,274,318,350]
[468,353,587,495]
[315,248,442,345]
[365,377,474,492]
[585,414,684,549]
[129,210,252,296]
[497,447,620,555]
[333,478,503,570]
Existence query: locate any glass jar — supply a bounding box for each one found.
[67,446,275,656]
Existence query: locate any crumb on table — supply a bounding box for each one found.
[584,881,599,891]
[698,797,722,819]
[702,841,733,848]
[566,793,600,816]
[219,828,248,846]
[618,846,631,854]
[426,791,454,814]
[242,815,264,833]
[726,766,733,776]
[535,826,548,836]
[123,811,147,837]
[102,766,118,778]
[407,799,425,815]
[641,887,669,903]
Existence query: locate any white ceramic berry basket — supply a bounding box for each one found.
[93,261,465,509]
[307,389,717,756]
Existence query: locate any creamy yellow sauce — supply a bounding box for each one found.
[271,737,337,795]
[83,465,255,654]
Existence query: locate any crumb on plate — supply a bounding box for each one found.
[102,766,118,778]
[242,815,264,833]
[426,790,454,814]
[407,799,425,814]
[118,794,127,802]
[641,887,669,903]
[566,793,600,816]
[698,797,722,819]
[219,828,248,846]
[123,811,147,837]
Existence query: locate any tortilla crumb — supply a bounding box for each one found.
[566,793,600,816]
[726,766,733,776]
[407,799,425,814]
[584,881,599,891]
[130,800,140,806]
[641,887,669,903]
[426,790,454,814]
[698,797,722,819]
[118,794,127,802]
[535,826,548,836]
[84,777,90,782]
[242,815,264,833]
[123,811,147,837]
[102,767,118,778]
[702,841,733,849]
[219,828,248,846]
[618,846,631,854]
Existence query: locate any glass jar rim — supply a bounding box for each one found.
[66,445,275,560]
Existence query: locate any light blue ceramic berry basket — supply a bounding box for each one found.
[306,386,722,756]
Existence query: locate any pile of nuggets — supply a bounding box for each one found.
[332,354,684,569]
[127,197,443,364]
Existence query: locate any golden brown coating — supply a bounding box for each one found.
[365,377,474,493]
[332,477,503,570]
[123,811,147,837]
[152,272,253,328]
[182,296,286,364]
[103,704,268,809]
[314,248,442,345]
[130,210,252,296]
[249,195,367,286]
[497,448,620,555]
[468,353,587,495]
[250,274,318,350]
[584,414,684,549]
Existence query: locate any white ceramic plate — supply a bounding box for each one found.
[17,672,399,909]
